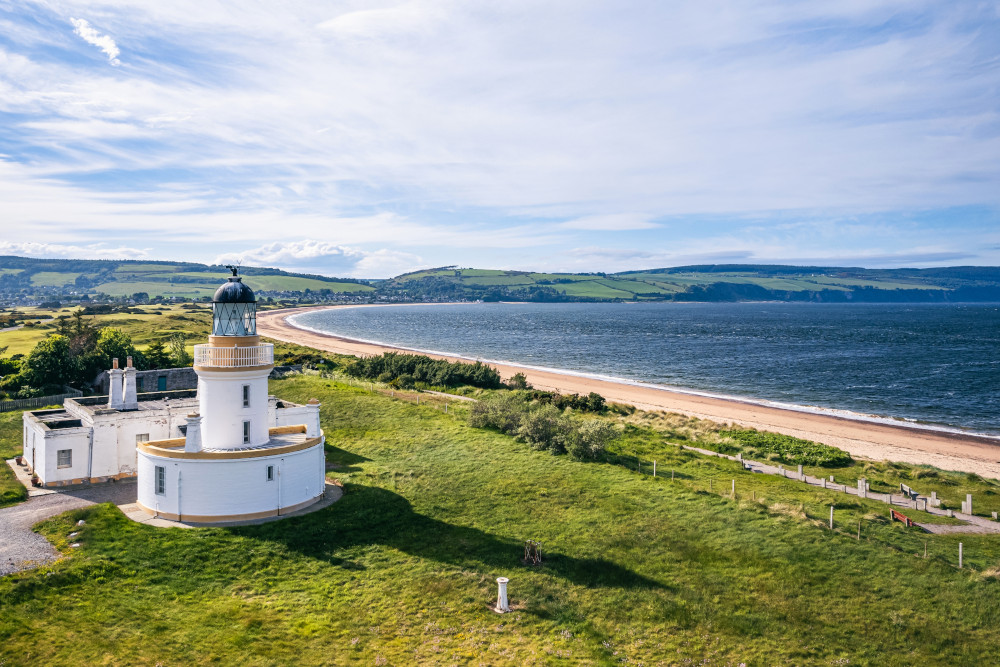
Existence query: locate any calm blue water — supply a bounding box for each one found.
[292,302,1000,436]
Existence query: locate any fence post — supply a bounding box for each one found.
[830,505,834,529]
[653,460,656,477]
[959,543,963,569]
[731,479,735,497]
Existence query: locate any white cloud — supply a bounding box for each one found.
[0,1,994,272]
[0,241,149,260]
[213,240,423,278]
[70,18,121,66]
[558,214,659,231]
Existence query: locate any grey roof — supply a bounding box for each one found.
[213,277,256,303]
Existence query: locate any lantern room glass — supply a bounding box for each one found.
[212,301,257,336]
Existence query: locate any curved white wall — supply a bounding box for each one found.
[197,368,272,449]
[137,442,325,522]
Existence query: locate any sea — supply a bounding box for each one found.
[290,302,1000,437]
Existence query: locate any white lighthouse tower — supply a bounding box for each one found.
[135,268,326,523]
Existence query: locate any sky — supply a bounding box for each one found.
[0,1,998,278]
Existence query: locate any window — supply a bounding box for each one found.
[242,384,250,408]
[158,375,167,391]
[266,465,274,482]
[136,433,150,445]
[155,466,165,495]
[243,420,251,444]
[57,449,72,469]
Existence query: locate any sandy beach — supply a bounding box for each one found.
[258,305,1000,479]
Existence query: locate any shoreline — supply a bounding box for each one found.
[257,304,1000,479]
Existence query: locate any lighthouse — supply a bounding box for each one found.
[135,268,325,523]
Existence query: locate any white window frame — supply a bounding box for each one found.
[136,433,150,445]
[57,449,72,469]
[266,465,274,482]
[154,466,165,495]
[242,384,250,408]
[243,420,251,444]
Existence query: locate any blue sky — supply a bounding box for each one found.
[0,1,998,278]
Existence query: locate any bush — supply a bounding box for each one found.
[565,421,619,460]
[516,404,567,452]
[720,428,853,467]
[469,391,621,460]
[347,352,502,390]
[467,392,526,434]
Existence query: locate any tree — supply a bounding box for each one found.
[169,334,192,367]
[25,334,74,388]
[93,328,144,369]
[144,340,172,369]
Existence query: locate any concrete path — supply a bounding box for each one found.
[679,446,1000,534]
[1,472,138,576]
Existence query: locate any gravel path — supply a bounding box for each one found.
[0,481,137,576]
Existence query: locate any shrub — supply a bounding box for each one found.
[347,352,502,390]
[516,404,567,452]
[720,428,853,467]
[467,392,526,434]
[566,421,619,460]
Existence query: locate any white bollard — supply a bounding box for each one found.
[731,479,735,496]
[966,494,973,515]
[830,505,834,529]
[653,460,656,477]
[959,543,963,570]
[495,577,510,613]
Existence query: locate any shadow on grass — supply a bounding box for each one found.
[230,485,665,591]
[324,444,370,473]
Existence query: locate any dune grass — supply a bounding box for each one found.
[2,375,1000,665]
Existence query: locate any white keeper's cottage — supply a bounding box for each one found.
[22,269,326,523]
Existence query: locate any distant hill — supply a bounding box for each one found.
[0,256,374,303]
[381,265,1000,303]
[2,256,999,305]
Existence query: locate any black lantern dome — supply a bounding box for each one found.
[212,266,257,336]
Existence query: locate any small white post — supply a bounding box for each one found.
[966,494,973,515]
[731,479,735,496]
[829,505,834,529]
[959,543,963,569]
[653,460,656,477]
[495,577,510,613]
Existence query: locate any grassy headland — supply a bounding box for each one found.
[3,374,1000,664]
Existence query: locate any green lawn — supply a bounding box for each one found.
[3,375,1000,665]
[0,409,28,506]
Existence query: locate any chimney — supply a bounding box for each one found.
[108,358,124,410]
[123,356,138,410]
[184,413,203,452]
[306,398,321,437]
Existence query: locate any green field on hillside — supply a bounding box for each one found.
[3,375,1000,664]
[29,271,81,287]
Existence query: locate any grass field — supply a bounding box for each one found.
[0,410,28,507]
[2,375,1000,665]
[0,305,213,356]
[29,271,80,287]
